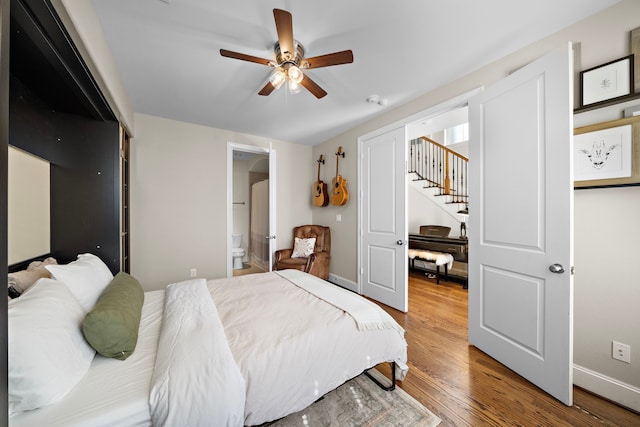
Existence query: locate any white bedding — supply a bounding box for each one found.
[10,290,165,427]
[10,271,408,427]
[209,271,408,425]
[149,279,245,427]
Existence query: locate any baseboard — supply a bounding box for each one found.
[327,273,358,293]
[573,363,640,412]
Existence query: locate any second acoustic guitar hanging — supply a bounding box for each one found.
[330,146,349,206]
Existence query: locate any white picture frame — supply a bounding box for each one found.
[574,124,632,181]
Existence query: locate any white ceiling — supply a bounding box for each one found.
[90,0,620,146]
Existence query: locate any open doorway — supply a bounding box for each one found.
[227,143,276,277]
[358,89,480,312]
[406,106,469,287]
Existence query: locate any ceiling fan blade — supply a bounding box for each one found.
[300,74,327,99]
[258,81,276,96]
[220,49,273,66]
[302,50,354,69]
[273,9,294,60]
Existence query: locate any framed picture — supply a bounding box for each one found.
[580,54,634,107]
[574,115,640,189]
[632,27,640,92]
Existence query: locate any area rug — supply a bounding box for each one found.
[266,369,441,426]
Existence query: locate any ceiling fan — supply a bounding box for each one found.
[220,8,354,99]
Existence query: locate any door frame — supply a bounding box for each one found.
[226,142,276,277]
[357,88,482,294]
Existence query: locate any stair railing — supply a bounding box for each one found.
[408,136,468,204]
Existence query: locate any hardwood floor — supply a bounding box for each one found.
[373,272,640,427]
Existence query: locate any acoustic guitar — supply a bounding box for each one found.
[330,146,349,206]
[312,155,329,207]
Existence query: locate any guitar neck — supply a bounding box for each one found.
[316,155,324,182]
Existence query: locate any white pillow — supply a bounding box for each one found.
[45,253,114,312]
[8,278,96,415]
[291,237,316,258]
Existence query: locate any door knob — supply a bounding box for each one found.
[548,264,565,274]
[396,240,405,246]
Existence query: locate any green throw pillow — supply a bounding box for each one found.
[82,272,144,360]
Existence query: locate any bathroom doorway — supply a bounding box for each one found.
[227,143,276,277]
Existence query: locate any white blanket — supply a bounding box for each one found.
[149,279,245,427]
[208,271,408,425]
[276,269,404,333]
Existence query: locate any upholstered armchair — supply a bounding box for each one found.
[273,225,331,280]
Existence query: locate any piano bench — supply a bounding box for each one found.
[407,249,454,285]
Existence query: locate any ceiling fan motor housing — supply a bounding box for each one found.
[274,41,305,67]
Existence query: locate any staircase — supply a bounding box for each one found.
[409,136,468,218]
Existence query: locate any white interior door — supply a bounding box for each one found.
[468,44,574,405]
[267,148,276,271]
[360,126,408,312]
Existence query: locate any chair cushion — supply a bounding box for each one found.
[274,257,307,271]
[294,225,329,253]
[291,237,316,258]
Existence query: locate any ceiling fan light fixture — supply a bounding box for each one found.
[269,69,286,89]
[287,65,304,84]
[287,78,302,95]
[220,9,352,99]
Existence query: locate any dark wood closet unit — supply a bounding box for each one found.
[7,0,123,273]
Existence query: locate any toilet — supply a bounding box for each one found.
[232,233,245,270]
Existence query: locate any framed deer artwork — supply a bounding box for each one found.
[574,115,640,189]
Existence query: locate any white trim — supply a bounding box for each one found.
[226,142,272,278]
[573,363,640,412]
[327,273,358,293]
[268,146,277,271]
[359,87,483,141]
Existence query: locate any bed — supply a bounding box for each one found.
[8,254,408,426]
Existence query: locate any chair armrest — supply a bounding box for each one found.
[305,252,331,280]
[274,248,293,262]
[308,252,329,263]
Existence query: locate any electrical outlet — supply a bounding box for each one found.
[190,268,197,278]
[336,214,342,222]
[612,341,631,363]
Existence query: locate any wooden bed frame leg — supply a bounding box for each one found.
[364,362,396,391]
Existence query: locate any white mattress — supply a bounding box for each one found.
[10,291,165,427]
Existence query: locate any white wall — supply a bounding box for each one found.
[573,103,640,410]
[573,185,640,409]
[312,0,640,409]
[7,147,50,264]
[407,186,460,236]
[130,113,313,289]
[53,0,135,134]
